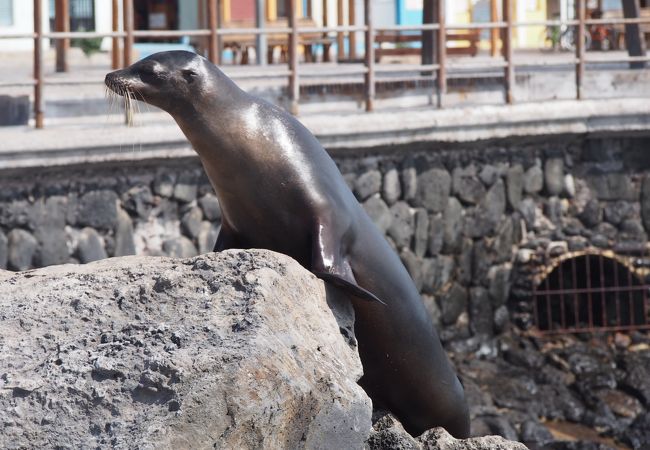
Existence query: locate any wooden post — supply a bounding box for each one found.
[490,0,498,57]
[288,0,299,114]
[123,0,134,67]
[208,0,220,64]
[622,0,647,69]
[111,0,120,69]
[55,0,69,72]
[436,0,446,108]
[349,0,356,59]
[364,0,374,111]
[576,0,585,99]
[34,0,44,128]
[337,0,345,60]
[256,0,267,65]
[502,0,514,104]
[422,0,434,66]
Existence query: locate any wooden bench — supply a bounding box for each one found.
[374,29,481,62]
[222,18,335,64]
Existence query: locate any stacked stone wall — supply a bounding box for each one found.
[2,134,649,338]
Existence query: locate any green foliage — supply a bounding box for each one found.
[71,27,102,59]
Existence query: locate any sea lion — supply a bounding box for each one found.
[105,51,470,438]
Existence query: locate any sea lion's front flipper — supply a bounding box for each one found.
[212,222,240,252]
[311,225,386,305]
[315,270,387,306]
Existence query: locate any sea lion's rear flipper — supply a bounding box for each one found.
[311,225,386,305]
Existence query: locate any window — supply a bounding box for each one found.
[0,0,13,27]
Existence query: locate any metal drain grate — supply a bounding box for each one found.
[533,251,650,334]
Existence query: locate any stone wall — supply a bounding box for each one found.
[2,134,649,337]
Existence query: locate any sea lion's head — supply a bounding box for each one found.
[105,51,211,114]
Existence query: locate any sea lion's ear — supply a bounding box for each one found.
[182,69,198,84]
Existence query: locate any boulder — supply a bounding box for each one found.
[0,250,372,449]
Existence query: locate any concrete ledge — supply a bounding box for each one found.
[1,98,649,171]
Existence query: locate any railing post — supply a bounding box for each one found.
[364,0,374,112]
[436,0,446,109]
[337,0,345,60]
[502,0,514,104]
[34,0,44,129]
[55,0,69,73]
[490,0,499,57]
[622,0,646,69]
[123,0,134,67]
[208,0,220,64]
[255,0,267,65]
[288,0,299,115]
[349,0,356,60]
[111,0,120,69]
[576,0,585,99]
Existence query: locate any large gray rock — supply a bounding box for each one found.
[0,250,372,449]
[363,195,392,234]
[77,227,108,263]
[383,168,402,205]
[544,158,564,196]
[114,208,136,257]
[452,165,485,205]
[388,201,414,249]
[355,170,382,201]
[77,190,119,230]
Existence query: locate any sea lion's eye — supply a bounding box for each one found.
[182,70,198,84]
[139,67,159,84]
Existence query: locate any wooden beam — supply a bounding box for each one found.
[288,0,299,114]
[55,0,70,73]
[111,0,120,69]
[364,0,374,111]
[34,0,44,128]
[502,0,513,104]
[123,0,134,67]
[490,0,498,57]
[622,0,647,69]
[576,0,586,99]
[349,0,356,59]
[436,0,446,108]
[422,0,434,66]
[337,0,345,60]
[256,0,267,64]
[208,0,220,64]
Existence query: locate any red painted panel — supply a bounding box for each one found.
[231,0,255,20]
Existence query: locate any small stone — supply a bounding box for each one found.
[587,173,638,201]
[452,165,485,205]
[564,174,576,197]
[382,168,401,205]
[363,195,392,234]
[34,227,69,267]
[77,228,108,263]
[399,248,423,292]
[0,231,7,269]
[524,164,544,194]
[153,170,176,198]
[78,190,119,230]
[197,221,219,254]
[567,236,588,251]
[472,240,491,286]
[579,199,602,228]
[517,248,533,264]
[620,219,646,241]
[163,236,198,258]
[413,209,429,257]
[492,218,514,263]
[122,186,154,220]
[545,158,564,195]
[181,207,203,239]
[173,173,198,203]
[414,168,451,213]
[401,164,417,202]
[483,179,506,227]
[641,174,650,232]
[506,164,524,209]
[457,238,473,285]
[114,208,136,257]
[443,197,463,253]
[469,287,493,336]
[0,200,30,228]
[520,420,553,445]
[591,234,610,248]
[7,229,37,271]
[517,198,536,229]
[545,196,563,225]
[440,283,467,326]
[488,264,511,308]
[479,165,499,186]
[493,305,510,334]
[427,213,444,256]
[598,389,643,419]
[387,202,413,249]
[198,193,221,221]
[355,170,382,201]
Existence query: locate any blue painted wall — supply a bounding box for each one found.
[396,0,423,25]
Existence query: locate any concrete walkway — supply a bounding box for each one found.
[1,97,649,171]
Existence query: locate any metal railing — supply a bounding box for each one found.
[1,0,649,128]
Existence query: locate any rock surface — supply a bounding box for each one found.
[0,250,371,449]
